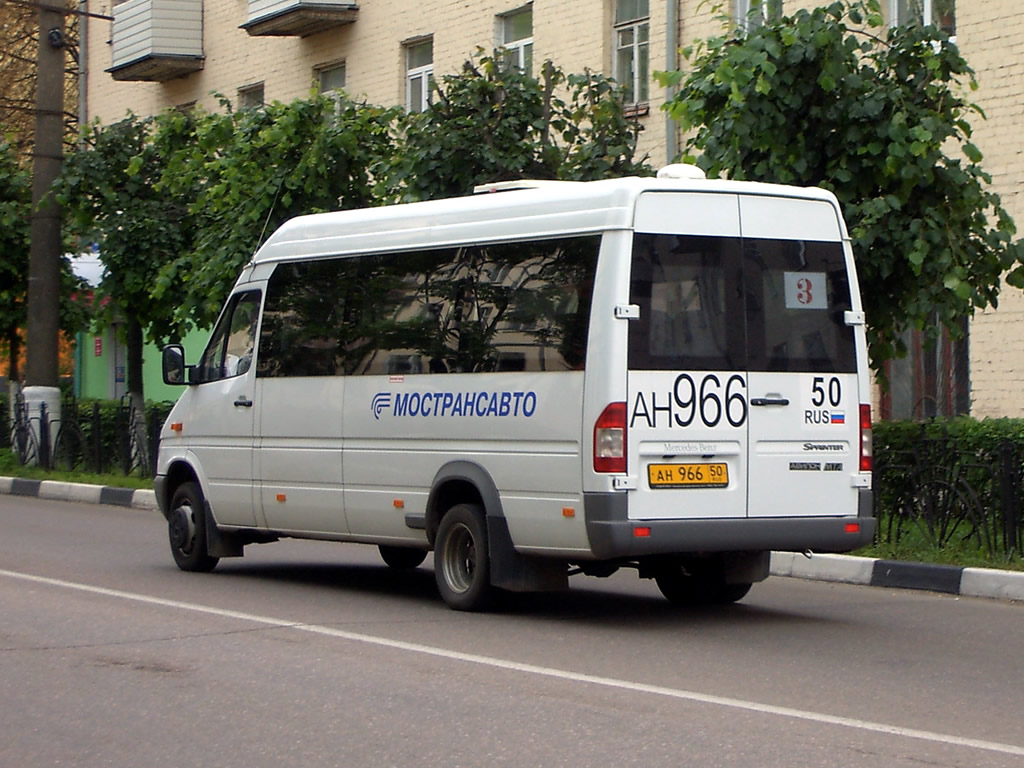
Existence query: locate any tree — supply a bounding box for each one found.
[389,53,651,203]
[154,93,399,331]
[58,114,188,419]
[0,138,29,380]
[1,137,87,383]
[0,0,80,157]
[657,0,1024,370]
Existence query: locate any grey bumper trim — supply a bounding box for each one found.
[584,490,876,559]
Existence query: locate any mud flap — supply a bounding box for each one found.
[204,501,244,558]
[487,515,568,592]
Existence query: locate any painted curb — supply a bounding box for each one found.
[2,476,158,512]
[1,476,1019,603]
[770,552,875,585]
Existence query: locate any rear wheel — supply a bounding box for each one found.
[654,557,750,605]
[168,481,220,573]
[434,503,494,611]
[379,545,428,569]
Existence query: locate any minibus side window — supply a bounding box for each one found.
[345,237,599,375]
[258,259,358,377]
[258,236,601,378]
[196,291,262,382]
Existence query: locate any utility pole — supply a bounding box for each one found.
[25,3,65,388]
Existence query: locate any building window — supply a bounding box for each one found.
[237,82,264,110]
[882,319,969,420]
[405,39,434,113]
[890,0,956,36]
[499,7,533,75]
[614,0,649,105]
[736,0,782,32]
[317,61,346,94]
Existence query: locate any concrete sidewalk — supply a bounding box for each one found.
[4,475,1023,603]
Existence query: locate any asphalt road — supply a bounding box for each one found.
[1,495,1021,768]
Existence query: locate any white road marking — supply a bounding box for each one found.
[4,567,1022,758]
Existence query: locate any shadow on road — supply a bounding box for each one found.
[181,557,846,631]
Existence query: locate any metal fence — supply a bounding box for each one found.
[2,393,168,478]
[873,426,1023,558]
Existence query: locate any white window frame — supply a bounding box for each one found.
[499,6,533,75]
[237,82,264,110]
[317,61,347,95]
[735,0,782,32]
[889,0,956,38]
[405,39,434,113]
[613,0,649,106]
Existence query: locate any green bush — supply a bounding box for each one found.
[873,418,1024,564]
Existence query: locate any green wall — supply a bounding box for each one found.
[76,326,210,404]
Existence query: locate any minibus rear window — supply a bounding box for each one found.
[629,233,856,373]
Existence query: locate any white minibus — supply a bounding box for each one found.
[157,166,875,611]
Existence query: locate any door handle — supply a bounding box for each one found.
[750,397,790,407]
[234,396,253,408]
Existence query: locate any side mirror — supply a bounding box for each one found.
[162,344,190,386]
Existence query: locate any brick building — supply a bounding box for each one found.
[80,0,1024,417]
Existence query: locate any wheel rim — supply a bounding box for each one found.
[169,502,197,555]
[441,521,476,594]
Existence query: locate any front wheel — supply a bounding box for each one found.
[168,481,220,573]
[434,504,494,611]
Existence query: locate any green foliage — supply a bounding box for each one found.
[872,417,1024,562]
[154,94,399,330]
[0,139,30,346]
[658,0,1024,373]
[49,61,652,344]
[389,53,651,202]
[58,115,189,345]
[1,139,89,377]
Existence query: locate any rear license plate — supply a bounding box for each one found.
[647,463,729,488]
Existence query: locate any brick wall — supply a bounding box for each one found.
[955,2,1024,416]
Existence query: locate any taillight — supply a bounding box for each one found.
[594,402,627,473]
[859,404,873,472]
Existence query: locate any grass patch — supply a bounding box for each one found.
[0,450,154,491]
[854,519,1024,571]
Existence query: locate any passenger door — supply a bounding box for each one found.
[252,259,349,536]
[186,290,262,527]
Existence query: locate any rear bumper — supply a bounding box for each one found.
[584,490,875,560]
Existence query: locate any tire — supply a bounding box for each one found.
[654,558,751,605]
[168,481,220,573]
[433,503,494,611]
[379,545,428,569]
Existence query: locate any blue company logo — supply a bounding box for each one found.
[371,392,391,419]
[371,390,538,420]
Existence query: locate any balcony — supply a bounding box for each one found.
[242,1,359,38]
[107,0,204,82]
